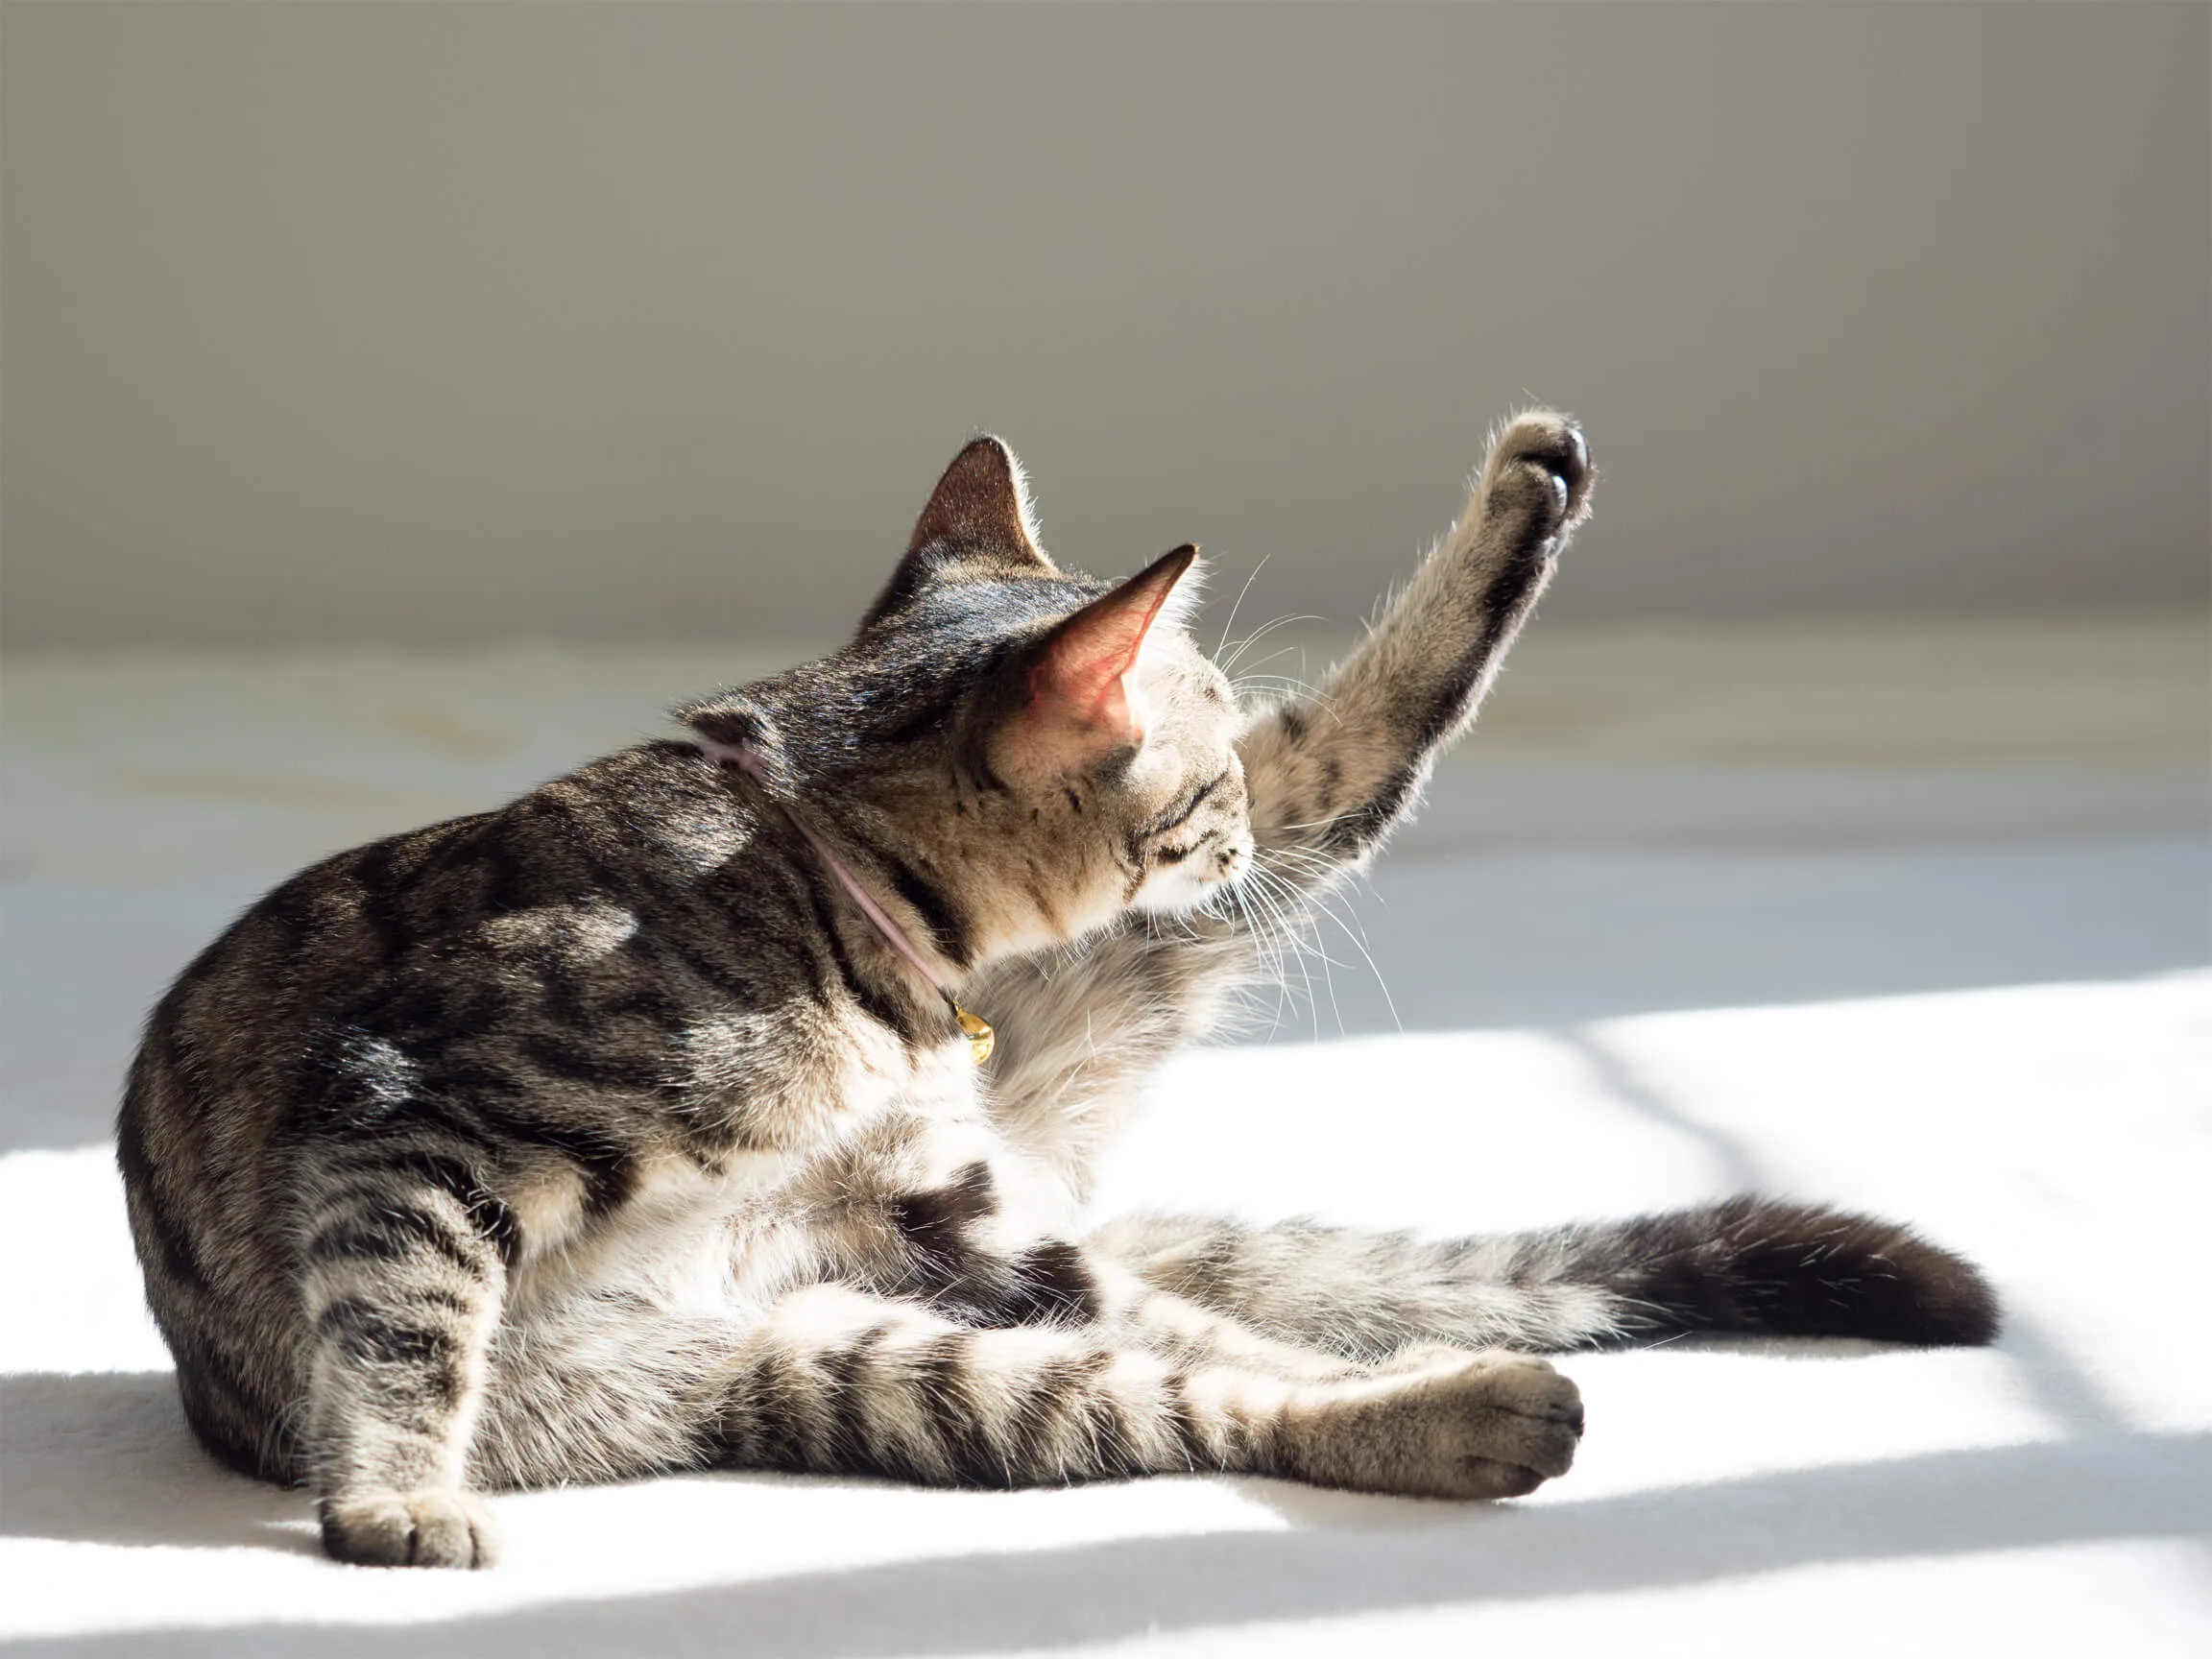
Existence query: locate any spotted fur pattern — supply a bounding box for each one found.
[118,415,1997,1568]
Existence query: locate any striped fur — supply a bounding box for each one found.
[117,416,1996,1569]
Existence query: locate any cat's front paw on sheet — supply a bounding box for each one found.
[319,1487,502,1569]
[1477,410,1595,549]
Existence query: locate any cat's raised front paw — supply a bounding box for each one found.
[320,1486,502,1569]
[1477,411,1594,548]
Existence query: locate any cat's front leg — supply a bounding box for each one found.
[978,419,1593,1182]
[1240,411,1594,878]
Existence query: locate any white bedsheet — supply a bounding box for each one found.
[4,637,2207,1655]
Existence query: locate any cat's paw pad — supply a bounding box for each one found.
[1479,411,1594,543]
[320,1487,501,1569]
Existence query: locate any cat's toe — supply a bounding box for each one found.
[320,1487,501,1569]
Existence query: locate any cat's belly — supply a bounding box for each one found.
[503,1147,801,1319]
[501,1111,1085,1330]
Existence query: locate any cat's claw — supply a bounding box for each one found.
[1479,411,1595,546]
[319,1487,502,1569]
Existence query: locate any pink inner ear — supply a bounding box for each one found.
[1028,547,1197,746]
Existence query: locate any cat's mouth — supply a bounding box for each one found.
[1132,833,1255,918]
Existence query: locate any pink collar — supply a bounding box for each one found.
[697,738,995,1064]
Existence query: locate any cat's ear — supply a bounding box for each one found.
[863,437,1056,628]
[1018,544,1201,757]
[909,436,1054,566]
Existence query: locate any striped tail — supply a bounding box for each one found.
[1530,1196,2000,1348]
[1093,1195,2000,1358]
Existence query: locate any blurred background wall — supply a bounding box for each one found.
[5,1,2207,650]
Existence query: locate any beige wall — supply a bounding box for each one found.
[4,2,2206,648]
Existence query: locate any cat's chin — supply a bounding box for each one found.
[1129,866,1246,922]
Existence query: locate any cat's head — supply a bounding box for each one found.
[683,436,1253,964]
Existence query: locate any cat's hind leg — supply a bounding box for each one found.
[697,1283,1582,1500]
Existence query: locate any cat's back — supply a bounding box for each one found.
[129,737,735,1098]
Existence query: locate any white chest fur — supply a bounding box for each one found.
[508,1032,1007,1320]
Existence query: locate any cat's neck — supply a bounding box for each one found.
[697,738,994,1065]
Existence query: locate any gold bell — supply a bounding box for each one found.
[952,1004,996,1066]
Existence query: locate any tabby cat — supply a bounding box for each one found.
[119,414,1997,1568]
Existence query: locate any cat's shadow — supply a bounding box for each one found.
[9,1367,2209,1659]
[0,1371,320,1556]
[7,1367,2204,1659]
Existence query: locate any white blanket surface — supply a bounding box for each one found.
[4,633,2207,1656]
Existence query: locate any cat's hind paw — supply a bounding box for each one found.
[1288,1351,1585,1502]
[1414,1350,1585,1499]
[320,1486,502,1569]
